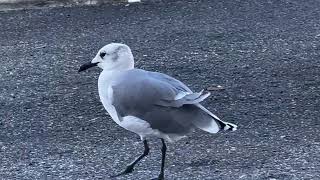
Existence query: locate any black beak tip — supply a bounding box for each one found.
[78,62,98,73]
[78,66,84,73]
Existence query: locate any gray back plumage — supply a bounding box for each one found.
[110,69,220,135]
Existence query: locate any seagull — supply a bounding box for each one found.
[78,43,237,179]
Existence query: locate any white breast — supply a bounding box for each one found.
[98,70,122,125]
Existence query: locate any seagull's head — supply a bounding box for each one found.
[78,43,134,72]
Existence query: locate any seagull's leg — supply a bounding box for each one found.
[152,138,167,180]
[111,139,149,177]
[159,138,167,179]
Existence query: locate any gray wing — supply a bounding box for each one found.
[111,69,222,135]
[147,71,192,93]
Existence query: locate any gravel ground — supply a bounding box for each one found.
[0,0,319,179]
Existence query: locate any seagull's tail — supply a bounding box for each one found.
[192,104,237,133]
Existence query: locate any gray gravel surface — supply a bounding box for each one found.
[0,0,320,179]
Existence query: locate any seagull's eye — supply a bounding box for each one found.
[100,52,107,58]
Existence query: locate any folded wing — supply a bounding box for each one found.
[111,69,237,136]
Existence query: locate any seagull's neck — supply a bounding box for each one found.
[98,69,131,103]
[98,68,132,87]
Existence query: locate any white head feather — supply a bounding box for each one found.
[91,43,134,71]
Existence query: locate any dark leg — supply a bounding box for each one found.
[152,138,167,180]
[111,139,149,177]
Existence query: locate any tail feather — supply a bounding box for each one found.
[194,104,237,133]
[216,120,237,131]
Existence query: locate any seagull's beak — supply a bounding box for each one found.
[78,62,98,72]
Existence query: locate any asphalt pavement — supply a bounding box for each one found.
[0,0,319,179]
